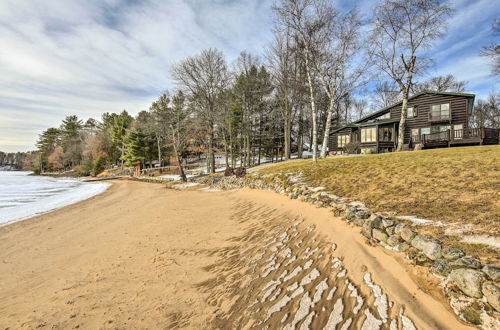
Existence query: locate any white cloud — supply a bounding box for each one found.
[0,0,274,151]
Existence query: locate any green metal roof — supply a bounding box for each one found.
[329,91,475,135]
[355,118,400,127]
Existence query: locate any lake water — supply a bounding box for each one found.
[0,171,110,226]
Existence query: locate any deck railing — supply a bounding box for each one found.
[452,128,480,140]
[422,130,450,143]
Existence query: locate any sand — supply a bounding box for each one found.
[0,181,472,329]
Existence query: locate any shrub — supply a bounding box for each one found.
[234,167,246,178]
[224,167,234,176]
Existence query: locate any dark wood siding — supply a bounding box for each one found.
[329,127,353,152]
[388,94,470,144]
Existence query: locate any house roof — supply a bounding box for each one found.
[330,91,475,135]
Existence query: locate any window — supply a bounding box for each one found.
[379,127,394,141]
[411,128,420,141]
[337,135,350,148]
[430,103,450,120]
[431,125,451,133]
[375,112,390,120]
[361,127,377,143]
[407,106,417,118]
[360,147,376,154]
[421,127,431,135]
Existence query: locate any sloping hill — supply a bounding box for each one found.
[256,146,500,254]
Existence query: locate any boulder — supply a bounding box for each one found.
[385,226,395,235]
[400,227,416,243]
[387,235,401,247]
[381,218,395,228]
[449,268,485,298]
[441,247,465,260]
[449,257,482,270]
[344,207,357,222]
[394,223,406,234]
[482,282,500,312]
[396,243,411,252]
[482,265,500,281]
[353,217,366,227]
[355,210,371,220]
[431,259,451,276]
[411,235,442,260]
[372,229,388,242]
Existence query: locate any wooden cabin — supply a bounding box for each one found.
[329,91,500,154]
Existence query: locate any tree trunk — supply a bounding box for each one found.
[208,124,215,173]
[396,56,416,152]
[304,57,318,162]
[298,105,303,159]
[284,109,291,160]
[156,135,162,167]
[320,97,336,158]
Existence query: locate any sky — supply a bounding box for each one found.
[0,0,498,152]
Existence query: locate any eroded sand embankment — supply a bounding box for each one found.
[0,181,472,329]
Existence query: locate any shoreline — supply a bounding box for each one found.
[0,173,111,228]
[0,181,473,329]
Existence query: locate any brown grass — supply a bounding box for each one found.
[257,146,500,240]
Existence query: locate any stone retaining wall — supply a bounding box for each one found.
[195,173,500,328]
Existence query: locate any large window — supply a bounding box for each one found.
[431,125,451,133]
[407,106,417,118]
[337,135,350,148]
[421,127,431,135]
[375,112,390,120]
[430,103,450,120]
[379,127,394,141]
[361,127,377,143]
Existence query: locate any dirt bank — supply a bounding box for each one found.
[0,181,472,329]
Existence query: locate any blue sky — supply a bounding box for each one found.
[0,0,498,152]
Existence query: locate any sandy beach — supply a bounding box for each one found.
[0,181,472,329]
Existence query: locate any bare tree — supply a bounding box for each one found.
[470,92,500,129]
[481,19,500,76]
[172,48,230,173]
[317,10,368,158]
[412,74,467,93]
[370,0,452,151]
[267,28,297,160]
[372,81,401,109]
[273,0,333,162]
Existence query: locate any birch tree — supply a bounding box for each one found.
[370,0,452,151]
[317,10,367,158]
[273,0,333,162]
[172,48,230,173]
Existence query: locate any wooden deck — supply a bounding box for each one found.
[417,127,500,148]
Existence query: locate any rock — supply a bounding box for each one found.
[396,243,411,252]
[370,217,385,230]
[411,235,442,260]
[355,210,370,220]
[387,235,400,247]
[482,282,500,312]
[400,227,416,243]
[368,213,381,222]
[414,253,433,267]
[449,257,482,270]
[353,217,365,227]
[344,207,357,222]
[394,223,406,234]
[361,227,372,239]
[449,269,485,298]
[372,229,388,242]
[381,218,395,228]
[385,226,395,235]
[431,259,451,276]
[482,265,500,281]
[441,247,465,260]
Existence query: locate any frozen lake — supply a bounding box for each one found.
[0,171,110,226]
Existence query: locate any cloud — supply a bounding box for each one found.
[0,0,274,152]
[0,0,498,152]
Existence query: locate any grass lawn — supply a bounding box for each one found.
[257,146,500,254]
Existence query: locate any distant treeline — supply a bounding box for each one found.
[0,151,38,170]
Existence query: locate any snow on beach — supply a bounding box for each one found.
[0,171,110,226]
